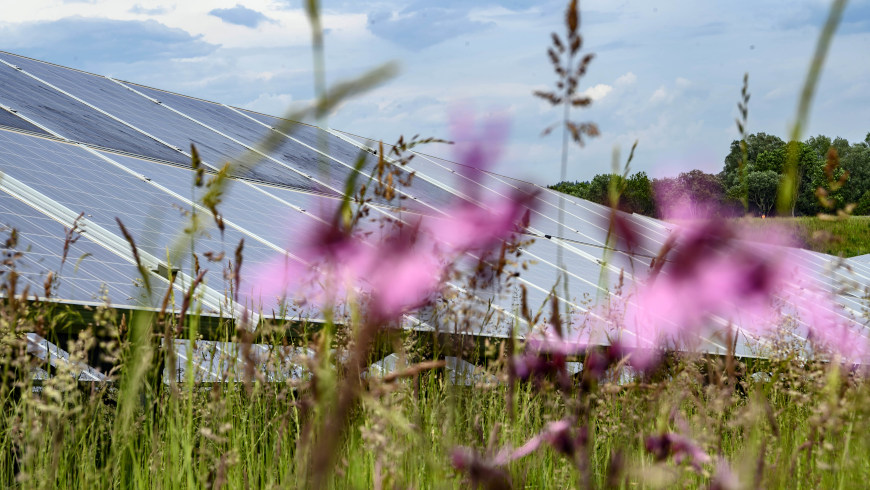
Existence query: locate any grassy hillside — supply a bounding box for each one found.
[733,216,870,257]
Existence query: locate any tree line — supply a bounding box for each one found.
[550,132,870,218]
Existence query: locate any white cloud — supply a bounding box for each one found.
[242,92,295,114]
[581,83,613,102]
[615,72,637,86]
[649,86,668,103]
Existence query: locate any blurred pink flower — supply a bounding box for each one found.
[624,229,791,345]
[425,191,533,253]
[781,275,870,362]
[248,111,537,323]
[499,419,586,463]
[450,106,509,195]
[645,432,711,471]
[613,210,869,364]
[245,216,445,322]
[709,458,740,490]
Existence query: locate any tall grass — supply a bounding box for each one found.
[2,319,870,489]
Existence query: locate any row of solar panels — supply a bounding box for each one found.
[0,51,868,360]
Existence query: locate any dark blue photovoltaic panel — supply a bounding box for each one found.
[239,110,367,165]
[535,188,672,246]
[0,60,187,164]
[124,85,409,206]
[94,152,441,322]
[129,87,379,185]
[404,153,651,254]
[236,108,463,210]
[0,107,48,135]
[0,190,170,306]
[0,53,332,194]
[122,83,363,195]
[97,150,325,250]
[0,129,301,315]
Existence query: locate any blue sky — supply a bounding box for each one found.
[2,0,869,185]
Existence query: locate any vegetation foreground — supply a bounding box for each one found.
[2,324,870,489]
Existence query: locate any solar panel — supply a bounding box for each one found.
[120,84,360,190]
[0,106,49,135]
[26,333,108,382]
[0,128,310,316]
[236,109,465,211]
[0,50,865,359]
[171,340,310,382]
[94,150,324,249]
[0,58,188,163]
[0,189,168,306]
[0,52,336,194]
[240,109,383,174]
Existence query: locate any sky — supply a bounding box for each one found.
[1,0,869,185]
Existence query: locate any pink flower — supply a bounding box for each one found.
[248,112,538,324]
[450,106,509,196]
[613,205,868,364]
[709,458,740,490]
[245,215,444,322]
[425,191,533,253]
[781,275,870,362]
[645,432,711,470]
[450,447,512,488]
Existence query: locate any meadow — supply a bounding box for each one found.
[735,216,870,257]
[3,317,870,489]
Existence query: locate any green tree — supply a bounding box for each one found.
[623,171,655,216]
[855,190,870,215]
[784,140,819,216]
[586,173,613,205]
[653,171,725,217]
[841,143,870,204]
[722,132,785,187]
[746,170,780,216]
[550,180,591,200]
[754,147,785,173]
[552,172,655,216]
[721,133,785,209]
[805,134,833,162]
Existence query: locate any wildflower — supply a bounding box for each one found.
[245,213,444,322]
[538,419,587,457]
[451,418,585,485]
[449,107,509,197]
[511,325,582,388]
[512,321,640,390]
[249,112,538,324]
[644,432,711,471]
[625,222,790,344]
[425,192,533,254]
[615,210,868,364]
[781,275,870,362]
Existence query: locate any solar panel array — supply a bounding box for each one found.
[0,50,868,364]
